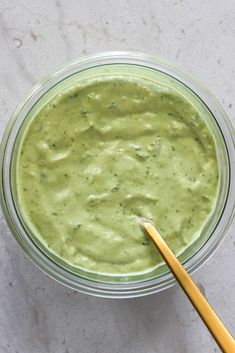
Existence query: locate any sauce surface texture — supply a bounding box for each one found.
[17,76,218,274]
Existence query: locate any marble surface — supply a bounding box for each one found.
[0,0,234,352]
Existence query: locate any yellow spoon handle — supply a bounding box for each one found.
[143,222,235,353]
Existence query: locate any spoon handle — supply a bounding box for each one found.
[143,222,235,353]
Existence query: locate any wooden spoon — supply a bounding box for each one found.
[143,221,235,353]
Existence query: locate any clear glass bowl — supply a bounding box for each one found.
[0,51,234,298]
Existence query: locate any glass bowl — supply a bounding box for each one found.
[0,51,234,298]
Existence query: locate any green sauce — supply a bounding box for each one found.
[17,76,218,275]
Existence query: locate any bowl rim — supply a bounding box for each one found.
[0,51,234,298]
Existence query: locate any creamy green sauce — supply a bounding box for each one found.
[17,76,218,275]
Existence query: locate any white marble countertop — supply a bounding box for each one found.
[0,1,234,352]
